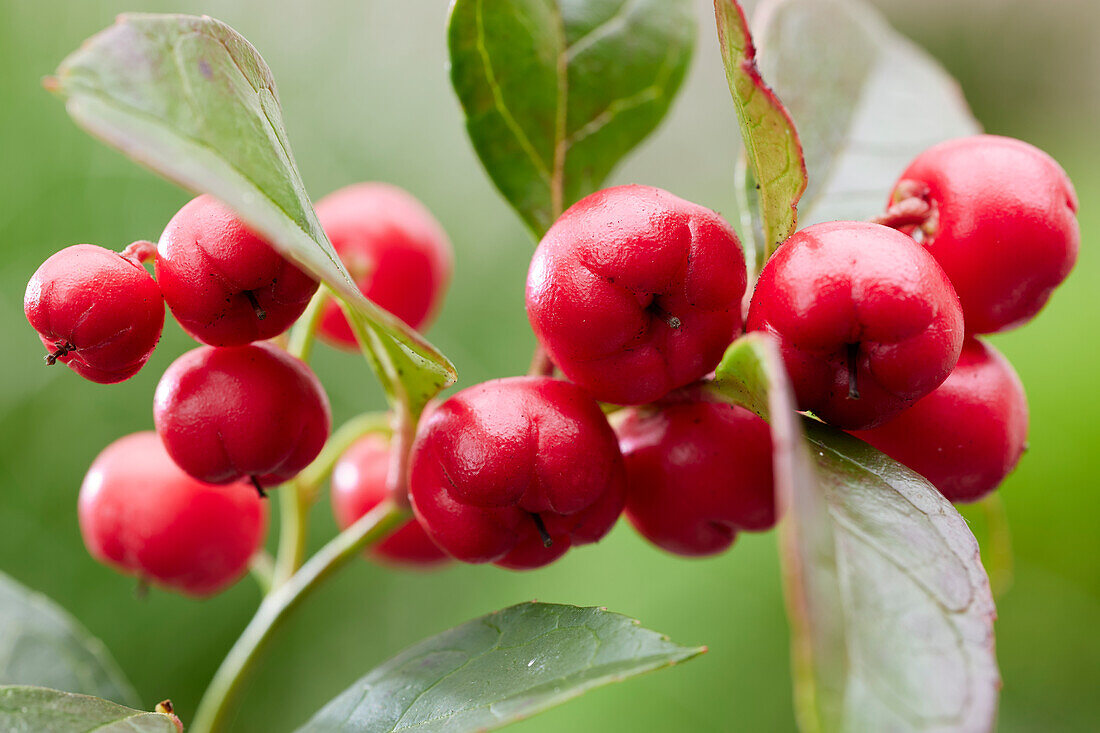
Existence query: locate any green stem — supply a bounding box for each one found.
[296,411,393,503]
[386,405,415,509]
[190,501,410,733]
[269,289,331,586]
[272,480,310,588]
[286,286,329,364]
[247,551,274,595]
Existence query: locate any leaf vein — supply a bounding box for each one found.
[473,0,553,185]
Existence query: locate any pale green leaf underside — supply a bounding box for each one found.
[449,0,696,237]
[0,686,179,733]
[0,572,137,707]
[50,13,455,412]
[755,0,980,226]
[714,0,806,267]
[712,335,999,732]
[299,602,704,732]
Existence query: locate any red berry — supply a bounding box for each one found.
[79,432,267,596]
[154,343,331,487]
[851,338,1028,503]
[747,221,964,430]
[315,183,453,348]
[892,135,1079,333]
[155,195,319,346]
[617,398,775,557]
[24,244,164,383]
[408,376,626,569]
[526,185,746,405]
[331,435,449,567]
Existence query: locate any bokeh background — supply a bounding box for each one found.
[1,0,1097,730]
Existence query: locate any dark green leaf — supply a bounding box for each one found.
[299,602,704,732]
[712,335,1000,732]
[754,0,980,225]
[449,0,695,236]
[714,0,807,269]
[48,14,455,413]
[0,572,137,706]
[0,686,180,732]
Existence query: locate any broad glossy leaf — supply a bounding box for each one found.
[0,687,180,732]
[449,0,695,236]
[715,0,806,269]
[754,0,980,225]
[299,602,704,732]
[49,14,455,412]
[712,335,1000,732]
[0,572,137,706]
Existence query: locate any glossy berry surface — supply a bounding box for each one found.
[526,185,746,405]
[154,342,331,487]
[852,338,1028,503]
[156,195,319,346]
[747,221,965,430]
[892,134,1079,334]
[409,376,626,569]
[332,435,449,567]
[617,398,775,557]
[316,183,453,348]
[79,432,267,596]
[24,244,164,383]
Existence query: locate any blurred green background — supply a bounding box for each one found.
[1,0,1096,730]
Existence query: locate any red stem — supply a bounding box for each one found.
[869,196,935,230]
[528,345,556,377]
[385,408,414,509]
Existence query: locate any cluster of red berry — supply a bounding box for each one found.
[25,184,452,594]
[414,134,1077,565]
[26,133,1077,595]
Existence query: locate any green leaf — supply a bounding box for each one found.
[298,602,704,732]
[711,334,1000,733]
[48,13,456,413]
[754,0,980,225]
[0,572,137,707]
[448,0,696,237]
[714,0,807,269]
[0,687,181,732]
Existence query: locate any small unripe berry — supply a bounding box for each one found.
[156,195,319,346]
[331,435,449,567]
[851,338,1028,503]
[79,432,267,596]
[24,244,164,383]
[526,185,747,405]
[315,183,453,348]
[409,377,626,569]
[617,398,775,557]
[747,221,964,430]
[891,134,1079,333]
[154,342,331,488]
